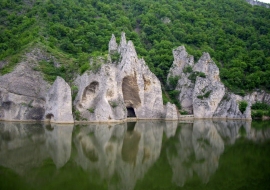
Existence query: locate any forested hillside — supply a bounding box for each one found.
[0,0,270,93]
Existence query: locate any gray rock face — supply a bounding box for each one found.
[74,33,178,121]
[0,49,50,121]
[246,0,270,8]
[167,46,194,113]
[108,34,118,54]
[167,46,252,119]
[193,53,225,118]
[45,77,74,123]
[213,93,252,120]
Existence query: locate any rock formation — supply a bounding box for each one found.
[246,0,270,8]
[73,33,179,122]
[45,76,74,123]
[0,49,50,121]
[167,46,252,119]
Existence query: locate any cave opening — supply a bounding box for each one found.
[127,107,136,118]
[46,114,54,122]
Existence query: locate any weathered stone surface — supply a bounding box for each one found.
[213,93,252,120]
[164,102,179,120]
[193,53,225,118]
[45,77,74,123]
[108,34,118,54]
[74,33,178,121]
[167,46,194,113]
[246,0,270,8]
[0,49,50,121]
[167,46,254,119]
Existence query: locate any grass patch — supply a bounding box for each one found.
[0,55,20,75]
[34,60,66,83]
[87,107,95,113]
[109,101,118,108]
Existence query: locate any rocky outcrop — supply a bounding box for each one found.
[0,49,51,121]
[167,46,195,113]
[45,77,74,123]
[213,93,252,119]
[0,49,76,123]
[73,33,178,122]
[167,46,252,119]
[246,0,270,8]
[192,53,225,118]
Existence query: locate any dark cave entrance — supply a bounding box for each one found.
[127,107,136,118]
[46,114,54,122]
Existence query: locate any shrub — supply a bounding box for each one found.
[111,52,121,63]
[168,76,180,89]
[87,107,95,113]
[239,101,248,114]
[109,101,118,108]
[197,90,211,100]
[251,102,270,110]
[74,110,81,120]
[79,62,90,74]
[183,66,193,73]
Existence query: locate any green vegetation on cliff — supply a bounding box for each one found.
[0,0,270,92]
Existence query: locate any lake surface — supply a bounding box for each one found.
[0,120,270,190]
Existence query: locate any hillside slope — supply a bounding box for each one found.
[0,0,270,93]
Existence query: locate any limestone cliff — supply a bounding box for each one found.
[167,46,252,119]
[0,49,51,121]
[0,49,74,123]
[73,33,178,122]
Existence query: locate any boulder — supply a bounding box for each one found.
[45,77,74,123]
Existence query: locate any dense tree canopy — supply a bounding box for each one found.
[0,0,269,92]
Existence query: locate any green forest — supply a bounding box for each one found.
[0,0,270,93]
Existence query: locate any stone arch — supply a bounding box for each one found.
[122,75,141,117]
[82,81,99,104]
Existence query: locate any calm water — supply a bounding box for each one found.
[0,120,270,190]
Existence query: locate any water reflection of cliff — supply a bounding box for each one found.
[0,122,73,174]
[166,119,270,187]
[0,120,270,189]
[74,121,177,190]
